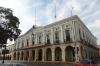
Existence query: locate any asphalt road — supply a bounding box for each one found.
[0,60,100,66]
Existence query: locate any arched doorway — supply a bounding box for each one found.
[46,48,52,61]
[21,51,23,60]
[55,47,62,61]
[26,51,29,60]
[38,49,42,61]
[32,50,35,60]
[65,46,74,61]
[17,52,20,60]
[14,52,16,60]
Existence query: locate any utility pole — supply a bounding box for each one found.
[0,44,7,64]
[35,10,36,26]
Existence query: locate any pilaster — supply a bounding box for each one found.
[43,30,46,43]
[51,28,54,44]
[35,33,38,44]
[60,25,64,43]
[30,35,32,45]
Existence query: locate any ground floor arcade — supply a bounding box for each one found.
[13,42,99,62]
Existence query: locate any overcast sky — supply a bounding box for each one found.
[0,0,100,45]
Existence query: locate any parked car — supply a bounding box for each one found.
[75,60,97,66]
[0,63,27,66]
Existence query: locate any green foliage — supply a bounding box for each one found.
[0,6,21,44]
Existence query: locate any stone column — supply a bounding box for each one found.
[62,49,65,62]
[60,25,64,43]
[16,52,18,60]
[35,49,37,61]
[29,50,32,61]
[42,49,45,61]
[23,51,26,61]
[19,52,21,61]
[52,49,55,61]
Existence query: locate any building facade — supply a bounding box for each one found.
[13,15,99,62]
[98,45,100,56]
[0,44,14,61]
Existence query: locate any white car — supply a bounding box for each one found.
[0,63,27,66]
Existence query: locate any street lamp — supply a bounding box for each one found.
[0,44,7,63]
[71,7,74,17]
[73,20,78,62]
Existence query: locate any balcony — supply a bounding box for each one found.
[80,38,83,43]
[64,38,72,43]
[39,42,41,44]
[54,40,60,44]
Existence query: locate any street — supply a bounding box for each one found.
[0,60,100,66]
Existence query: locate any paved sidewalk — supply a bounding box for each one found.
[1,60,77,65]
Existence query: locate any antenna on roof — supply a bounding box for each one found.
[35,10,36,26]
[71,7,74,17]
[33,10,36,30]
[54,1,56,22]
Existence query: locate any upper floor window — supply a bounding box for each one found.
[39,36,41,44]
[32,37,34,44]
[79,29,81,39]
[22,41,24,47]
[55,32,59,41]
[66,30,70,41]
[83,32,85,40]
[32,34,34,45]
[47,35,50,44]
[27,40,29,46]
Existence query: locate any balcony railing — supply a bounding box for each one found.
[80,38,83,43]
[39,42,41,44]
[54,40,60,44]
[64,38,72,43]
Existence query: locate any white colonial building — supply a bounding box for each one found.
[13,15,99,62]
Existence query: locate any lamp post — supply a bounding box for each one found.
[0,44,7,63]
[71,7,74,17]
[73,20,78,62]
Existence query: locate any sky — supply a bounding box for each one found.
[0,0,100,45]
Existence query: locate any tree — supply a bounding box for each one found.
[0,6,21,44]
